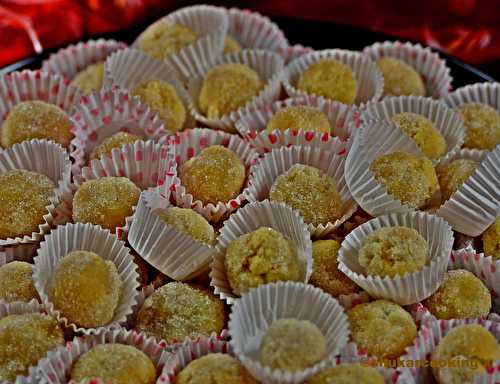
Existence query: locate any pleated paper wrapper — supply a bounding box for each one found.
[445,81,500,112]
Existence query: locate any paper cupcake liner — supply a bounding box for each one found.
[0,139,72,247]
[245,145,358,237]
[361,95,465,164]
[32,222,140,335]
[132,5,228,81]
[362,41,453,99]
[186,49,284,132]
[445,81,500,112]
[400,318,500,384]
[283,49,384,106]
[41,39,127,81]
[345,118,430,217]
[69,87,170,178]
[128,188,216,281]
[0,243,39,266]
[36,327,168,384]
[167,128,260,222]
[338,211,454,305]
[210,200,313,304]
[436,145,500,236]
[235,96,361,153]
[282,44,314,64]
[228,281,350,384]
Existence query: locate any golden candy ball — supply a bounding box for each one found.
[266,105,331,133]
[0,261,38,303]
[90,132,142,161]
[437,158,478,202]
[156,207,215,245]
[376,57,425,97]
[137,22,197,60]
[456,103,500,150]
[70,62,104,95]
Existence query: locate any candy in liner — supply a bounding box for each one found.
[445,81,500,112]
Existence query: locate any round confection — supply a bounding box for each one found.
[260,318,327,371]
[432,324,500,384]
[176,353,258,384]
[48,250,122,328]
[391,112,446,159]
[423,269,491,319]
[199,63,263,118]
[90,132,142,160]
[70,61,104,95]
[72,177,140,231]
[137,22,197,60]
[0,261,38,303]
[136,282,225,342]
[483,218,500,260]
[132,79,186,132]
[308,363,384,384]
[0,169,55,240]
[347,299,417,359]
[297,59,357,105]
[224,227,300,295]
[376,57,425,97]
[358,226,429,278]
[1,100,73,148]
[266,105,331,133]
[269,164,342,226]
[310,240,359,296]
[224,35,242,54]
[370,151,438,208]
[155,207,215,245]
[180,145,246,205]
[455,103,500,150]
[437,158,478,202]
[0,313,64,382]
[71,344,156,384]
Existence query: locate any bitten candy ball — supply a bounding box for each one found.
[70,61,104,95]
[437,158,478,202]
[376,57,425,97]
[456,103,500,150]
[308,363,384,384]
[0,261,38,303]
[48,250,122,328]
[266,105,331,133]
[1,100,73,148]
[156,207,215,245]
[297,59,357,105]
[137,22,197,60]
[90,132,142,160]
[483,218,500,260]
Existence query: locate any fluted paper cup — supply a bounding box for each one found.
[41,39,126,81]
[436,145,500,236]
[235,96,361,153]
[70,87,170,178]
[0,243,39,266]
[361,95,465,163]
[187,49,284,132]
[0,140,72,247]
[32,222,140,335]
[363,41,453,99]
[337,211,453,305]
[445,81,500,112]
[245,145,358,237]
[132,5,228,81]
[210,200,313,304]
[283,49,384,106]
[229,281,350,384]
[167,128,260,222]
[36,327,168,384]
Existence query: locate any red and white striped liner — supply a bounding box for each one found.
[166,128,260,222]
[235,96,361,153]
[363,41,453,99]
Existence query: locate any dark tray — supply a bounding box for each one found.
[1,14,496,88]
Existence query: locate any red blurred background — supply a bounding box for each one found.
[1,0,499,77]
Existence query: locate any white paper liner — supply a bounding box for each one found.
[210,200,313,304]
[361,95,465,164]
[228,281,350,384]
[436,145,500,236]
[0,300,59,384]
[235,96,361,153]
[400,318,500,384]
[362,41,453,99]
[0,243,39,266]
[283,49,384,106]
[345,118,431,217]
[337,211,454,305]
[186,49,284,132]
[41,39,126,81]
[32,222,140,335]
[132,5,228,81]
[245,145,358,237]
[36,327,168,384]
[445,81,500,113]
[0,139,72,247]
[282,44,314,64]
[69,87,170,179]
[167,128,260,222]
[128,188,216,281]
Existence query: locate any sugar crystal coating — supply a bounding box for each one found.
[376,57,425,97]
[308,363,384,384]
[437,158,478,202]
[0,261,38,303]
[483,218,500,260]
[70,61,104,95]
[456,103,500,150]
[137,22,197,60]
[156,206,215,245]
[90,132,142,161]
[266,105,331,133]
[223,35,242,54]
